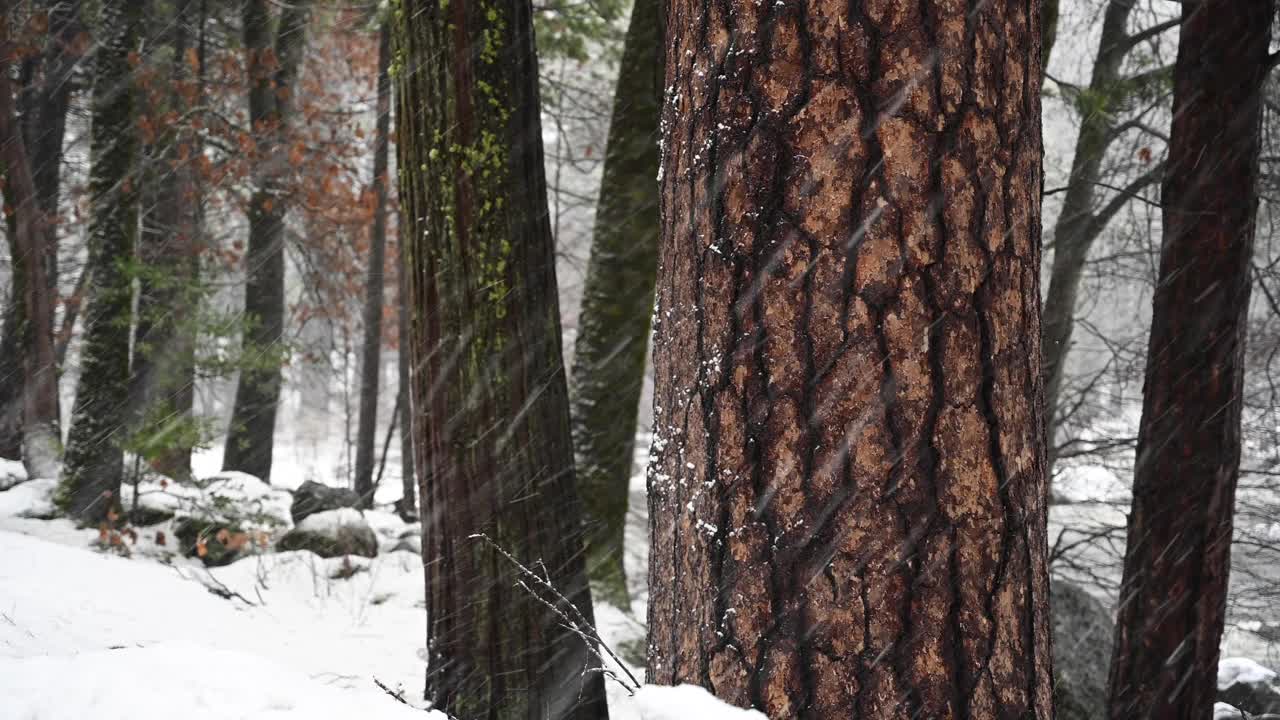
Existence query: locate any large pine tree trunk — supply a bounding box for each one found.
[1105,2,1272,717]
[568,0,662,611]
[56,0,140,523]
[353,21,392,507]
[647,0,1053,716]
[223,0,311,482]
[394,0,607,716]
[132,0,201,481]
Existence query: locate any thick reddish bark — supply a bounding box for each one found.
[646,0,1053,717]
[1105,2,1273,718]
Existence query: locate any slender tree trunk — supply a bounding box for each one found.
[568,0,662,612]
[0,3,60,479]
[1040,1,1168,471]
[0,0,82,463]
[647,0,1053,717]
[0,272,23,460]
[396,223,416,521]
[132,0,201,481]
[353,21,392,507]
[223,0,311,482]
[394,0,608,715]
[1105,2,1271,717]
[1041,0,1058,75]
[55,0,141,523]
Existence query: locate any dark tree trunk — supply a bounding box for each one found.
[395,223,416,522]
[1039,1,1169,472]
[0,1,61,479]
[353,21,392,507]
[0,285,22,460]
[393,0,607,716]
[132,0,202,481]
[568,0,662,611]
[1105,2,1271,717]
[646,0,1053,717]
[223,0,311,482]
[56,0,141,523]
[0,0,82,463]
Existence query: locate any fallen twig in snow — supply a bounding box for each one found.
[373,677,410,706]
[171,565,258,606]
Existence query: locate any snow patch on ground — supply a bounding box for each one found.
[633,684,768,719]
[0,459,758,719]
[2,645,432,720]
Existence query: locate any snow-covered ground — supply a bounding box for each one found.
[0,445,749,719]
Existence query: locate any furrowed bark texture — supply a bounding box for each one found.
[353,20,393,507]
[223,0,311,482]
[568,0,663,610]
[646,0,1054,717]
[133,0,201,480]
[1105,1,1271,717]
[0,2,61,479]
[394,0,607,716]
[57,0,141,522]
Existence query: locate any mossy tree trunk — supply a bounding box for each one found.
[646,0,1054,716]
[132,0,203,481]
[56,0,141,523]
[0,0,82,465]
[1105,1,1271,717]
[222,0,311,483]
[0,0,63,479]
[393,0,607,715]
[353,20,393,507]
[567,0,662,612]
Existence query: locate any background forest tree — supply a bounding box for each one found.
[2,0,1280,718]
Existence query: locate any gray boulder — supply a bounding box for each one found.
[277,508,377,559]
[1051,580,1114,720]
[290,480,361,524]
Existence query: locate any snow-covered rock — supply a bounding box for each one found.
[1219,658,1280,717]
[0,457,27,491]
[1215,701,1248,719]
[277,508,378,559]
[290,480,361,524]
[122,471,292,531]
[0,477,57,519]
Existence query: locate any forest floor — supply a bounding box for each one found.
[0,445,760,720]
[1,420,1277,717]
